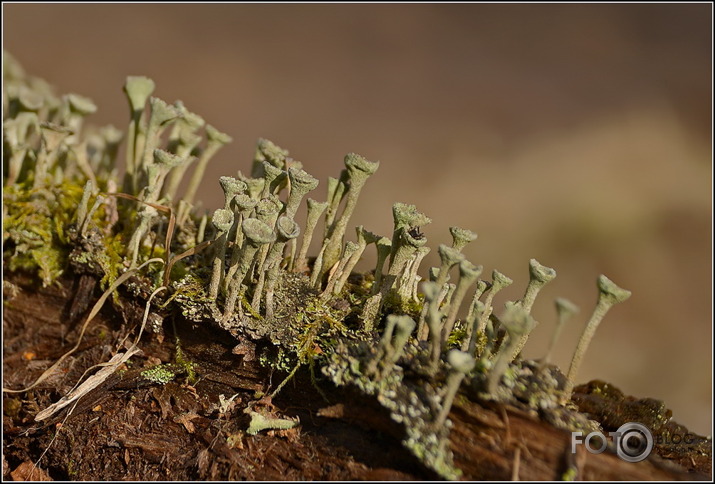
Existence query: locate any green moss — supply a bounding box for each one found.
[446,324,467,348]
[3,180,85,286]
[562,467,578,481]
[241,292,263,320]
[66,458,81,480]
[259,345,296,373]
[30,246,65,286]
[97,233,127,301]
[174,341,196,384]
[383,289,424,319]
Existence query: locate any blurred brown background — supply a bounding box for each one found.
[4,4,711,434]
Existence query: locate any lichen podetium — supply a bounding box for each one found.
[2,51,635,479]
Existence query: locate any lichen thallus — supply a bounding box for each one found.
[2,58,633,479]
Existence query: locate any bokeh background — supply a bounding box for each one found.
[3,4,711,434]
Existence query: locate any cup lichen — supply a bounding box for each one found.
[2,55,636,480]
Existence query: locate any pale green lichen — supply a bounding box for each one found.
[323,340,461,480]
[141,365,176,385]
[246,411,298,435]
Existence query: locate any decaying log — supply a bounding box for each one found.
[2,271,711,480]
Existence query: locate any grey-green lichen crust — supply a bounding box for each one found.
[323,341,460,480]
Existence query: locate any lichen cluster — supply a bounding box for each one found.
[3,52,634,479]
